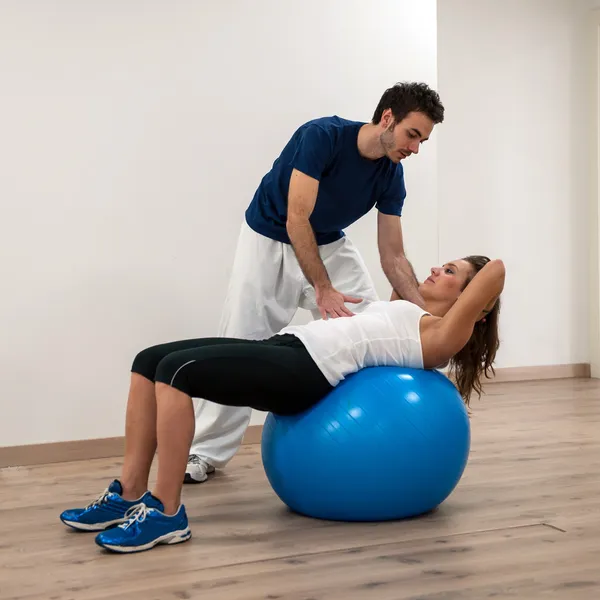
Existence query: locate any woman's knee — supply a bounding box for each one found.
[131,345,171,381]
[154,354,194,396]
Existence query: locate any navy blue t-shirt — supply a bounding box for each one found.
[245,116,406,245]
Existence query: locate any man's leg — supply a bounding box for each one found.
[300,235,380,319]
[186,221,303,482]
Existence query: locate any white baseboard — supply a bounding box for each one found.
[486,363,590,382]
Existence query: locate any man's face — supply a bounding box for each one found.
[379,110,435,163]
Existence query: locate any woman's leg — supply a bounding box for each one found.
[154,383,196,514]
[119,373,158,500]
[118,338,252,500]
[62,336,279,535]
[151,336,332,514]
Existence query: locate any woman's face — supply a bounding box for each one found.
[419,259,475,304]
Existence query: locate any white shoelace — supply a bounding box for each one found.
[85,486,113,509]
[120,503,150,530]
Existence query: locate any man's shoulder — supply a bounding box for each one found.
[299,115,364,135]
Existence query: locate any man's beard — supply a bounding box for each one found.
[379,124,396,157]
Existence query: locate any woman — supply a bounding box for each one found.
[60,255,504,554]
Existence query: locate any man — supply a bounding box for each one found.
[185,81,444,483]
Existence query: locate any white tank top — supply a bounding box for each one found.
[280,300,430,386]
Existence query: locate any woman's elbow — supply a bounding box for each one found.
[490,259,506,277]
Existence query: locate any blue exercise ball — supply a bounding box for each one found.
[261,366,470,521]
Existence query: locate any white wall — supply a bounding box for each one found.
[0,1,439,446]
[437,0,591,369]
[584,1,600,377]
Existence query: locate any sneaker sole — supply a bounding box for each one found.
[183,473,207,484]
[183,467,215,484]
[61,517,126,532]
[96,527,192,554]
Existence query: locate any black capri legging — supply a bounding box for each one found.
[131,334,334,416]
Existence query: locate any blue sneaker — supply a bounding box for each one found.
[95,501,191,553]
[59,480,160,532]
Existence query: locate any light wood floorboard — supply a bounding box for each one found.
[1,378,599,599]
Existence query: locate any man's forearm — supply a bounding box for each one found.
[382,254,426,308]
[286,218,330,290]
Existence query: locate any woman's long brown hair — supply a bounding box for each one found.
[447,255,501,406]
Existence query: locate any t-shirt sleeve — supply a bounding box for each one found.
[289,124,334,181]
[376,166,406,217]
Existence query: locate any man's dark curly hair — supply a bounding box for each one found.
[372,82,445,125]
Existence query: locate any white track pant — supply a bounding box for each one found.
[189,221,379,468]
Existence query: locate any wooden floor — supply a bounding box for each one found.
[1,378,600,600]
